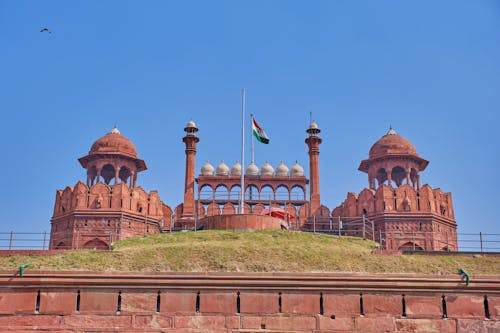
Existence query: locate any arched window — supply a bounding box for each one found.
[290,186,305,201]
[376,168,388,186]
[391,166,406,187]
[119,166,131,184]
[260,185,274,203]
[245,185,259,201]
[101,164,116,185]
[199,185,214,200]
[229,185,241,201]
[214,185,229,201]
[275,185,289,201]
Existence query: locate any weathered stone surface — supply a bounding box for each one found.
[174,314,226,329]
[241,315,262,329]
[0,291,36,314]
[405,295,442,318]
[122,291,157,313]
[162,291,197,313]
[282,292,320,314]
[396,318,456,333]
[134,314,173,329]
[323,294,360,316]
[456,319,500,333]
[446,295,484,319]
[317,315,356,330]
[225,315,240,329]
[0,314,62,327]
[356,316,395,332]
[63,314,132,328]
[79,291,118,313]
[240,292,278,314]
[200,291,237,314]
[259,315,317,330]
[40,291,76,314]
[489,296,500,320]
[363,294,402,317]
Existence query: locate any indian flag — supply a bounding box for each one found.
[252,117,270,144]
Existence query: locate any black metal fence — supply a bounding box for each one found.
[0,229,499,253]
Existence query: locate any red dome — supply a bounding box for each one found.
[369,129,417,159]
[89,128,137,157]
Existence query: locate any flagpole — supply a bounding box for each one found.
[251,114,255,163]
[240,88,246,214]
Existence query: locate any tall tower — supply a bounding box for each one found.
[181,120,199,220]
[305,121,322,216]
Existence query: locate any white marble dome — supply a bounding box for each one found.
[260,161,274,176]
[245,162,259,176]
[186,119,197,129]
[290,161,304,176]
[201,161,214,176]
[231,161,242,176]
[275,161,289,176]
[216,161,229,176]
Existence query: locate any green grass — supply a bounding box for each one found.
[0,230,499,275]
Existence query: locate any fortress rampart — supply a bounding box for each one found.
[0,271,498,332]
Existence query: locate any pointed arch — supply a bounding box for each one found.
[275,185,290,201]
[83,238,109,250]
[399,242,424,251]
[245,185,259,201]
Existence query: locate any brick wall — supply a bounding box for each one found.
[0,271,498,332]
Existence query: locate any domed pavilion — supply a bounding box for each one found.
[332,128,458,251]
[50,127,164,250]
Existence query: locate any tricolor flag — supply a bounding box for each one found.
[252,117,270,144]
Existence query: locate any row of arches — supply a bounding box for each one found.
[86,164,137,187]
[199,184,306,202]
[370,166,420,189]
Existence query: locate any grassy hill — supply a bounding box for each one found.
[0,230,499,275]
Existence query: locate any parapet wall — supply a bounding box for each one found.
[200,214,286,230]
[0,271,498,332]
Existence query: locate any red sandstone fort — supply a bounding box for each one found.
[50,121,458,251]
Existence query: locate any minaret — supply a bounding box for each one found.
[305,121,322,216]
[182,120,200,219]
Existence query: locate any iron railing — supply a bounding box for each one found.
[0,227,499,253]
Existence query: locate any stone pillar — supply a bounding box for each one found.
[115,167,120,185]
[406,169,411,185]
[130,171,136,188]
[182,124,200,220]
[387,172,392,187]
[305,124,322,217]
[368,174,376,189]
[416,174,421,190]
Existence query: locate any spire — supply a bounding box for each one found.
[111,126,120,134]
[387,125,397,135]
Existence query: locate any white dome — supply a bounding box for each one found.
[290,161,304,176]
[245,162,259,176]
[231,161,242,176]
[260,161,274,176]
[275,161,289,176]
[186,119,197,128]
[216,161,229,176]
[309,121,318,130]
[201,161,214,176]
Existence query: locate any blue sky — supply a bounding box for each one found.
[0,1,499,237]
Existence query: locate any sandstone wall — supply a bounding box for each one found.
[0,271,498,332]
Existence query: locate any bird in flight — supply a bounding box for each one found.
[40,28,51,33]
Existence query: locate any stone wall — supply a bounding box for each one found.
[0,271,498,332]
